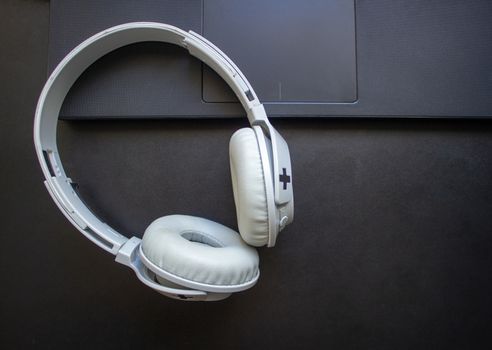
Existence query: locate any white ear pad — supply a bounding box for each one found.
[141,215,259,290]
[229,128,270,246]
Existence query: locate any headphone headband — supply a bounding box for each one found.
[34,22,272,255]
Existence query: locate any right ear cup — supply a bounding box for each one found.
[229,128,270,246]
[140,215,259,291]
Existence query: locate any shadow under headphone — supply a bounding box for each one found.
[34,22,294,301]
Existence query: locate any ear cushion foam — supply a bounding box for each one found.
[141,215,259,287]
[229,128,269,246]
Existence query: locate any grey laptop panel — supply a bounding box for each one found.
[50,0,492,119]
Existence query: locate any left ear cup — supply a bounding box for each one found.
[140,215,259,290]
[229,128,270,246]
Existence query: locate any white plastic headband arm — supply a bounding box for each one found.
[33,22,271,255]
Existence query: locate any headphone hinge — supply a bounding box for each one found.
[115,236,141,267]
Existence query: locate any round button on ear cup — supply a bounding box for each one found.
[229,128,270,246]
[140,215,259,292]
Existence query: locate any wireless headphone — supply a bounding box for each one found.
[34,22,294,301]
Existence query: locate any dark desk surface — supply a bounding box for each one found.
[2,1,492,349]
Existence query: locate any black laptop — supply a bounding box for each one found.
[49,0,492,119]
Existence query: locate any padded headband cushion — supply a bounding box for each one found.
[229,128,269,246]
[141,215,259,286]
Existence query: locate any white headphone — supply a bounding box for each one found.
[34,22,294,301]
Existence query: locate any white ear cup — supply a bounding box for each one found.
[229,128,270,246]
[141,215,259,290]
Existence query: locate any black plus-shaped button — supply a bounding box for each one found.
[279,168,291,190]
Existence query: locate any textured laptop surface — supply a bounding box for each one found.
[49,0,492,119]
